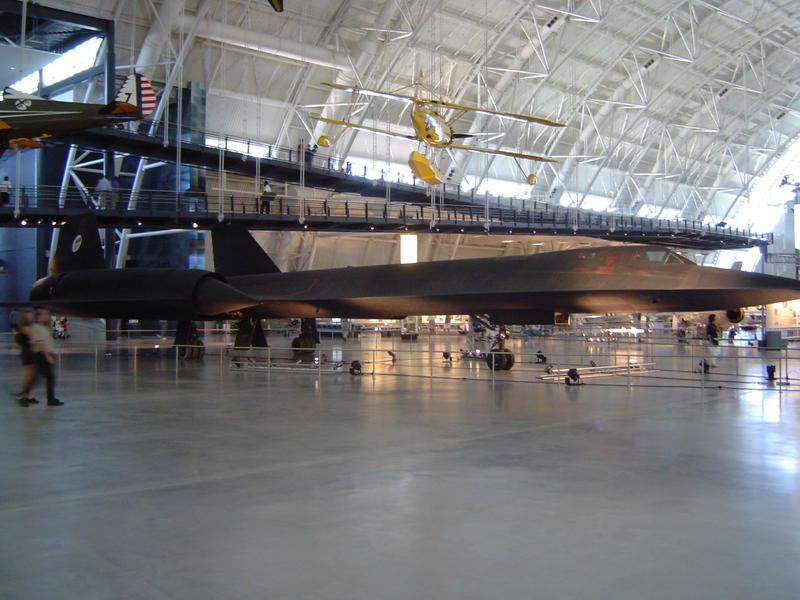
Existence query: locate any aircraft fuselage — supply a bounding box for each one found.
[410,104,452,146]
[28,245,800,323]
[0,97,140,149]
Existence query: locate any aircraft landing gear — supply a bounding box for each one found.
[234,317,268,349]
[175,321,205,360]
[291,318,320,360]
[473,319,515,371]
[486,349,515,371]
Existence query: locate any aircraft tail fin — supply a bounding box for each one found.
[211,225,281,276]
[111,73,156,118]
[51,213,106,274]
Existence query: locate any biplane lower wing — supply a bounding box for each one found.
[426,98,566,127]
[445,142,558,163]
[311,114,416,141]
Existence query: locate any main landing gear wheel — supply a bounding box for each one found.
[486,350,515,371]
[175,321,205,360]
[178,345,205,360]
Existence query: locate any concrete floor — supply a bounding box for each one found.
[1,336,799,599]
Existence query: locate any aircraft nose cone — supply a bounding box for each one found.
[713,269,800,307]
[194,277,256,316]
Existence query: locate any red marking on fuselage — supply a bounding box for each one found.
[287,278,318,297]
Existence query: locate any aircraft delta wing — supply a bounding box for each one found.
[216,243,800,322]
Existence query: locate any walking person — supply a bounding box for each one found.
[0,175,11,206]
[13,310,39,407]
[705,314,719,346]
[260,180,275,214]
[22,309,64,406]
[95,175,112,209]
[704,313,720,371]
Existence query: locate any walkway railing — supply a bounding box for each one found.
[55,120,773,250]
[0,184,772,249]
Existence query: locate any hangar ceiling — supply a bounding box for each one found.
[12,1,800,256]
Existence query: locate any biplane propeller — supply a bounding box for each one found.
[310,75,565,185]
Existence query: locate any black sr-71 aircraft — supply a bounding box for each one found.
[14,213,800,369]
[0,73,152,153]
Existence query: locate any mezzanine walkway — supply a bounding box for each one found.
[0,183,770,250]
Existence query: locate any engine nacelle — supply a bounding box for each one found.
[29,268,255,319]
[725,308,746,323]
[487,310,570,325]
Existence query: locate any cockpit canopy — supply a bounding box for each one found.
[574,246,694,265]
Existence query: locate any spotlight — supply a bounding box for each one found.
[20,219,27,226]
[192,222,198,228]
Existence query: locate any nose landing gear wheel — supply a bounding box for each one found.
[486,350,514,371]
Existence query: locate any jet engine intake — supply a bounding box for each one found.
[725,308,746,323]
[29,269,256,319]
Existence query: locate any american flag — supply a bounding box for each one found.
[138,76,157,118]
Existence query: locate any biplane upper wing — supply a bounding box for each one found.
[446,142,558,163]
[321,81,566,128]
[426,99,566,127]
[311,114,417,140]
[320,82,418,104]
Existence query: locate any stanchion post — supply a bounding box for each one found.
[627,354,631,388]
[700,347,705,390]
[784,346,789,386]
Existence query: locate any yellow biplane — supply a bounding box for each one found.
[311,75,565,185]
